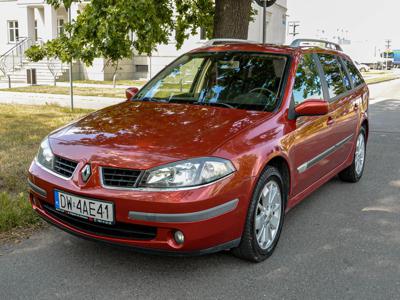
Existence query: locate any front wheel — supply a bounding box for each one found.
[339,127,367,182]
[232,166,285,262]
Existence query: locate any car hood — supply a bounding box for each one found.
[49,101,271,169]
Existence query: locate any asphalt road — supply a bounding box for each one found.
[1,81,400,299]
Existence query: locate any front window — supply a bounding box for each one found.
[7,20,19,43]
[134,52,288,112]
[292,54,324,106]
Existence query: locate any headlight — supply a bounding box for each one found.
[35,138,54,170]
[139,157,236,189]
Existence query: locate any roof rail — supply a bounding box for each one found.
[204,39,258,46]
[290,39,343,51]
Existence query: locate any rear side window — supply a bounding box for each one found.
[318,54,351,98]
[292,54,324,105]
[343,58,365,87]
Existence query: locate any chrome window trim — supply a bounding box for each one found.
[297,134,354,174]
[128,198,239,223]
[35,158,76,180]
[99,167,234,192]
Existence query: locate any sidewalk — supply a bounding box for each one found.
[0,91,123,110]
[0,81,133,89]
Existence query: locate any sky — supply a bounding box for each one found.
[286,0,400,57]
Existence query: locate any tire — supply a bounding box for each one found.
[360,67,366,72]
[339,127,367,183]
[232,166,286,262]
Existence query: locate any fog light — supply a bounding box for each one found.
[174,231,185,245]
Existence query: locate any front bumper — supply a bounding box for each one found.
[28,161,254,254]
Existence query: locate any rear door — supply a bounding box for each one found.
[341,57,369,116]
[317,53,358,168]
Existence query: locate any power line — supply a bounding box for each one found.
[288,21,300,37]
[384,39,392,70]
[385,39,392,50]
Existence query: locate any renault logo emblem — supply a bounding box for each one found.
[81,164,92,182]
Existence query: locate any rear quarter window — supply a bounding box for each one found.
[343,58,365,87]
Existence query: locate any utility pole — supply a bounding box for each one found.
[68,7,74,111]
[385,39,392,70]
[288,21,300,38]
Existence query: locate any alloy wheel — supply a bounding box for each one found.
[355,133,365,176]
[254,180,282,250]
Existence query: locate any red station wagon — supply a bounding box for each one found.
[28,39,369,262]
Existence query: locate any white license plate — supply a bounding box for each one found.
[54,190,114,224]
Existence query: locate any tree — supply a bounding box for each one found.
[213,0,252,39]
[26,0,254,67]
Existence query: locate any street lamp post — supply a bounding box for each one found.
[68,7,74,111]
[262,0,267,44]
[254,0,276,45]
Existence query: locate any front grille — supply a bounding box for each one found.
[102,167,142,188]
[41,202,157,240]
[53,156,78,178]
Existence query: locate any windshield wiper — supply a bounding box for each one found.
[140,97,166,102]
[202,102,235,109]
[166,97,235,109]
[168,98,199,104]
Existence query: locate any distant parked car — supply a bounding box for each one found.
[354,61,370,72]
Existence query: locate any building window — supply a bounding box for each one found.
[34,20,38,42]
[136,65,149,73]
[7,20,19,43]
[200,27,207,40]
[57,18,65,36]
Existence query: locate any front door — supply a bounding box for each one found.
[289,53,337,196]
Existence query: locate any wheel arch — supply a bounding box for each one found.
[361,118,369,141]
[263,155,292,204]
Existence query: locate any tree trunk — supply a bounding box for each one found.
[213,0,253,39]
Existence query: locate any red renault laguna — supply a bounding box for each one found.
[28,39,369,262]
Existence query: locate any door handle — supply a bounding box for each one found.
[327,117,335,126]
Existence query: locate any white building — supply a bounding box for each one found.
[0,0,287,83]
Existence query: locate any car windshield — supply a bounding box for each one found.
[133,52,288,111]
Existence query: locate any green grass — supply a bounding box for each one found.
[0,192,40,233]
[0,104,92,233]
[1,85,126,98]
[365,75,399,85]
[362,70,390,75]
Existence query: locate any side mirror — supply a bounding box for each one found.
[295,99,328,117]
[125,87,139,101]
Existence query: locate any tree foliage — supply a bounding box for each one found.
[26,0,253,66]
